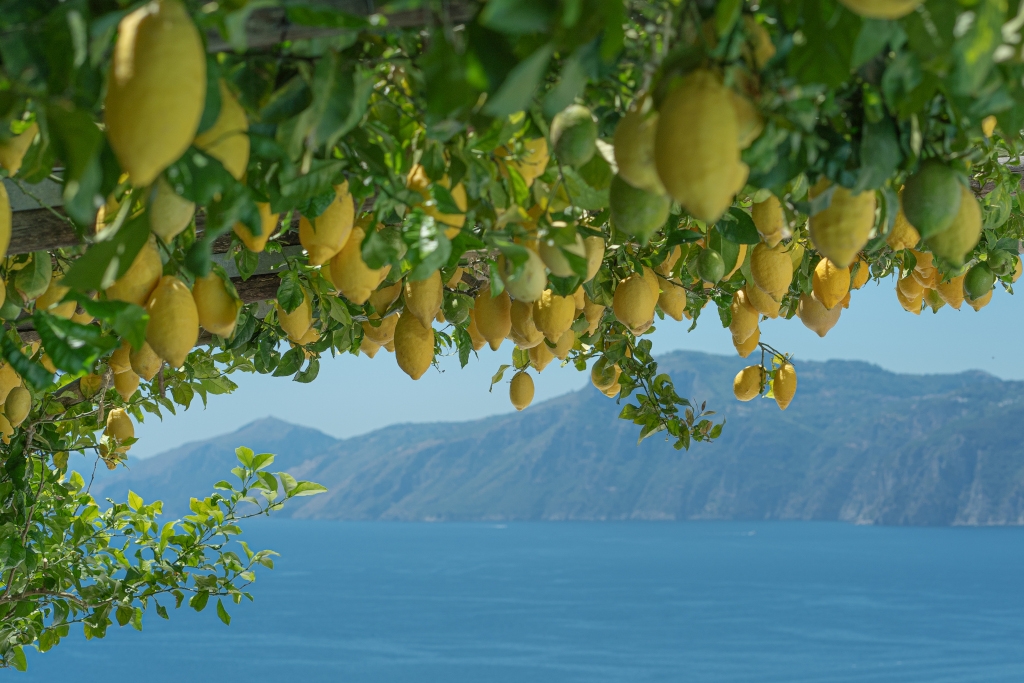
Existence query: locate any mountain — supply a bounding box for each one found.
[90,351,1024,526]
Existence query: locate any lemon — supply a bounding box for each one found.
[613,99,665,194]
[404,271,443,329]
[0,122,38,176]
[743,16,776,69]
[901,161,963,239]
[925,185,981,265]
[80,373,104,398]
[552,329,575,360]
[509,371,535,410]
[474,286,512,350]
[194,80,249,180]
[105,407,135,452]
[643,266,661,300]
[744,283,780,318]
[656,245,682,277]
[368,281,402,314]
[106,239,163,306]
[331,226,389,305]
[192,272,240,338]
[394,312,434,380]
[696,248,726,284]
[966,289,992,311]
[509,299,545,349]
[447,267,465,289]
[109,341,133,375]
[5,386,30,426]
[773,362,797,410]
[146,275,198,367]
[276,289,312,343]
[729,289,759,343]
[752,195,784,247]
[812,258,850,310]
[114,369,140,402]
[808,180,876,268]
[734,325,760,357]
[502,249,547,303]
[655,70,748,223]
[733,366,764,401]
[0,364,20,404]
[658,280,688,321]
[583,236,605,282]
[935,273,966,310]
[796,292,841,337]
[234,202,279,253]
[362,314,399,346]
[573,287,585,311]
[897,272,924,299]
[838,0,922,18]
[539,233,587,278]
[148,176,195,243]
[749,242,792,299]
[583,295,606,335]
[963,263,995,300]
[887,208,921,252]
[591,356,620,391]
[982,116,997,138]
[360,336,380,359]
[850,257,870,290]
[299,182,355,266]
[295,326,319,347]
[532,290,575,342]
[504,137,549,187]
[466,310,488,351]
[0,413,13,444]
[129,342,162,381]
[786,241,806,271]
[406,164,468,237]
[610,174,671,245]
[613,272,656,334]
[730,91,764,149]
[551,104,597,168]
[922,288,945,313]
[104,0,206,186]
[35,280,74,318]
[529,342,553,372]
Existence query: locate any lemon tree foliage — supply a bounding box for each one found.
[1,0,1024,668]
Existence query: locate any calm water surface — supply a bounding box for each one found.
[20,520,1024,682]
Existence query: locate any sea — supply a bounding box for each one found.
[18,520,1024,682]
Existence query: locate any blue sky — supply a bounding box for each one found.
[130,275,1022,457]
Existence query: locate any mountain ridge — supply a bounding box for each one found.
[90,351,1024,526]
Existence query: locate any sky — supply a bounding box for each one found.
[131,274,1024,458]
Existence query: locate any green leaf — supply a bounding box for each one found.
[852,19,905,69]
[46,104,104,226]
[295,357,320,383]
[788,0,859,88]
[716,208,759,244]
[235,446,254,467]
[479,0,554,34]
[287,481,328,497]
[33,311,118,374]
[273,346,304,376]
[190,592,209,612]
[489,363,511,391]
[251,451,276,471]
[16,251,52,300]
[854,117,901,193]
[12,646,26,671]
[560,166,609,210]
[216,599,231,625]
[1,336,53,389]
[483,43,555,117]
[276,272,304,313]
[311,53,374,149]
[62,211,152,292]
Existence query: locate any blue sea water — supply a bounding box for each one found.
[18,520,1024,682]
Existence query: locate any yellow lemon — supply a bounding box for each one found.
[104,0,206,186]
[5,386,30,426]
[773,362,797,410]
[850,257,871,290]
[299,181,355,266]
[35,280,74,318]
[234,202,279,253]
[129,342,162,381]
[394,313,434,380]
[403,271,443,329]
[613,272,656,335]
[114,369,140,402]
[466,310,488,351]
[149,176,195,243]
[733,365,764,402]
[583,236,605,282]
[744,283,780,318]
[812,258,850,310]
[406,164,468,237]
[887,208,920,251]
[104,407,135,452]
[194,80,249,180]
[532,290,575,343]
[192,272,240,338]
[935,273,966,310]
[749,242,792,300]
[106,239,163,306]
[362,314,399,346]
[796,292,841,337]
[509,371,535,410]
[808,180,876,268]
[529,342,553,372]
[752,195,784,247]
[838,0,922,19]
[331,226,389,305]
[474,286,512,350]
[276,289,312,343]
[658,280,688,321]
[734,325,760,357]
[145,275,198,367]
[729,289,759,343]
[654,70,748,223]
[509,299,545,349]
[501,250,547,303]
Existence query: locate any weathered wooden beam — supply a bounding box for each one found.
[204,1,475,53]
